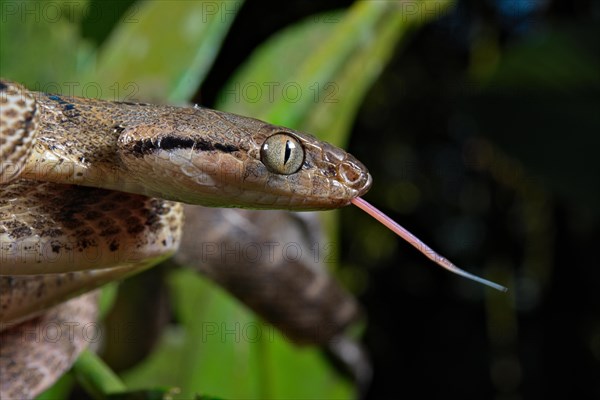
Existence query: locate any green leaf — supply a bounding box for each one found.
[105,387,182,400]
[122,268,354,399]
[217,0,453,146]
[34,372,75,400]
[89,0,243,102]
[72,349,127,398]
[0,0,95,84]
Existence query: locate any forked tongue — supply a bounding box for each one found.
[351,197,507,292]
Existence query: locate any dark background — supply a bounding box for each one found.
[83,1,599,399]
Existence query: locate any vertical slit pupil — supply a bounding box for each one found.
[283,140,292,165]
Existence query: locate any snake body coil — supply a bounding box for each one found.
[0,79,371,398]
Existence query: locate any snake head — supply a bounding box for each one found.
[117,107,372,210]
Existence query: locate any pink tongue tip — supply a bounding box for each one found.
[351,197,507,292]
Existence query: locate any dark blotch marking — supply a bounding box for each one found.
[63,104,80,118]
[3,108,17,118]
[24,102,36,125]
[48,95,68,105]
[159,136,196,151]
[109,240,119,252]
[100,226,121,237]
[131,137,192,156]
[41,228,62,238]
[214,143,239,153]
[115,101,150,106]
[51,242,61,254]
[127,216,145,234]
[77,238,96,251]
[131,136,238,157]
[47,94,79,117]
[0,82,7,91]
[145,214,161,229]
[194,138,213,151]
[5,221,32,239]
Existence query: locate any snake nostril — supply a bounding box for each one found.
[338,161,363,186]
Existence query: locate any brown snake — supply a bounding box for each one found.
[0,79,372,398]
[0,79,504,398]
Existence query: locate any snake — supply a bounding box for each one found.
[0,78,507,398]
[0,78,372,398]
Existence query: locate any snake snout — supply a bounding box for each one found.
[338,157,372,197]
[320,143,371,198]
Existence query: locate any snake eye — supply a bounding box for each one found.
[260,133,305,175]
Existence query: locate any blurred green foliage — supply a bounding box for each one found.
[469,24,600,208]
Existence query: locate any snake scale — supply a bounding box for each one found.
[0,79,372,398]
